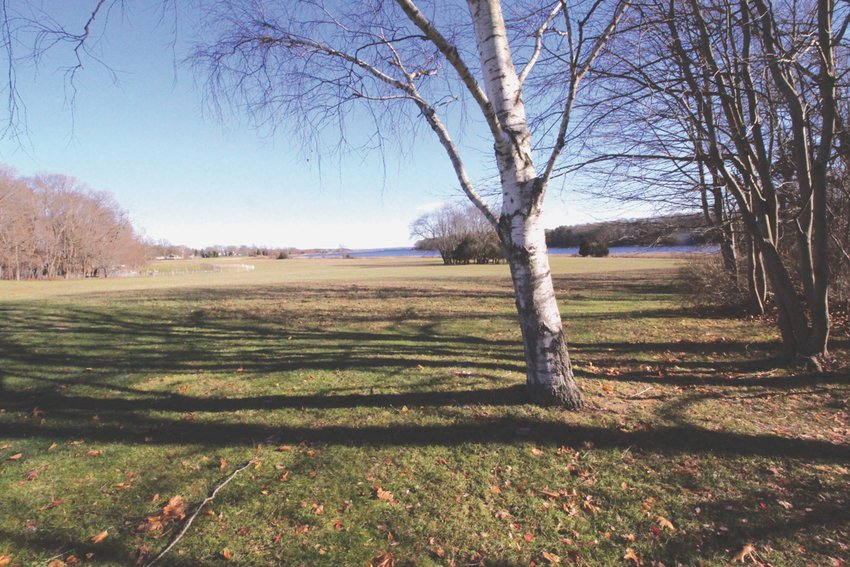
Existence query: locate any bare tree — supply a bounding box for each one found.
[576,0,847,365]
[186,0,631,407]
[0,168,145,279]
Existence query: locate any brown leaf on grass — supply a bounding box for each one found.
[312,503,324,515]
[0,555,11,566]
[114,482,132,491]
[65,555,79,565]
[134,545,151,566]
[530,446,545,456]
[31,407,46,417]
[25,468,40,481]
[90,530,108,544]
[138,516,164,533]
[370,552,396,567]
[542,551,561,564]
[219,457,228,470]
[7,453,22,461]
[538,488,561,499]
[45,497,64,510]
[162,495,186,521]
[657,515,676,532]
[374,487,394,501]
[48,442,58,451]
[623,547,640,564]
[69,440,84,446]
[733,544,758,563]
[47,560,65,567]
[85,450,102,458]
[222,548,233,560]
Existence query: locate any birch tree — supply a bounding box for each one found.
[189,0,629,407]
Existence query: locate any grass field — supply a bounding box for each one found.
[0,256,848,566]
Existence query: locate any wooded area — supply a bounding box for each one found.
[0,167,145,280]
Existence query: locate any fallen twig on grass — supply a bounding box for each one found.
[145,457,258,567]
[628,386,654,399]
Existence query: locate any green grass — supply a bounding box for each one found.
[0,256,847,566]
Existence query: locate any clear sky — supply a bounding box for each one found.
[0,2,647,250]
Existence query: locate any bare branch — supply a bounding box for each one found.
[517,1,563,86]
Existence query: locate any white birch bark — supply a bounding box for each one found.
[467,0,582,407]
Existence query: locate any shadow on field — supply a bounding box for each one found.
[2,275,849,565]
[0,285,526,384]
[2,389,848,462]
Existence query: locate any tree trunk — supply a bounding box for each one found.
[502,215,583,408]
[465,0,583,407]
[746,238,766,315]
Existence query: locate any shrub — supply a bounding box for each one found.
[578,238,609,257]
[680,255,746,311]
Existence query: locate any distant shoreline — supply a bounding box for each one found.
[297,245,719,259]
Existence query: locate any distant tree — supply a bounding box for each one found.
[0,167,144,279]
[411,205,503,265]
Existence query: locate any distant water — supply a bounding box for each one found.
[302,245,718,259]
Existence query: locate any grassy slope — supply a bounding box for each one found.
[0,256,847,566]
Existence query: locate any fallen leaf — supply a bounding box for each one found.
[219,458,228,470]
[162,495,186,521]
[542,551,561,564]
[530,447,545,456]
[222,548,232,560]
[90,530,109,544]
[47,560,65,567]
[7,453,22,461]
[48,442,58,451]
[85,450,102,458]
[777,500,793,510]
[657,515,676,531]
[134,545,151,566]
[45,497,64,509]
[733,544,757,563]
[65,555,79,565]
[0,555,11,566]
[623,547,640,564]
[374,487,394,502]
[370,552,396,567]
[139,516,164,532]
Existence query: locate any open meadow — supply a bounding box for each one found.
[0,256,848,566]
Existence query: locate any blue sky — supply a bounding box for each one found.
[0,2,644,249]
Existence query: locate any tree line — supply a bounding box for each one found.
[545,214,716,248]
[0,167,145,280]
